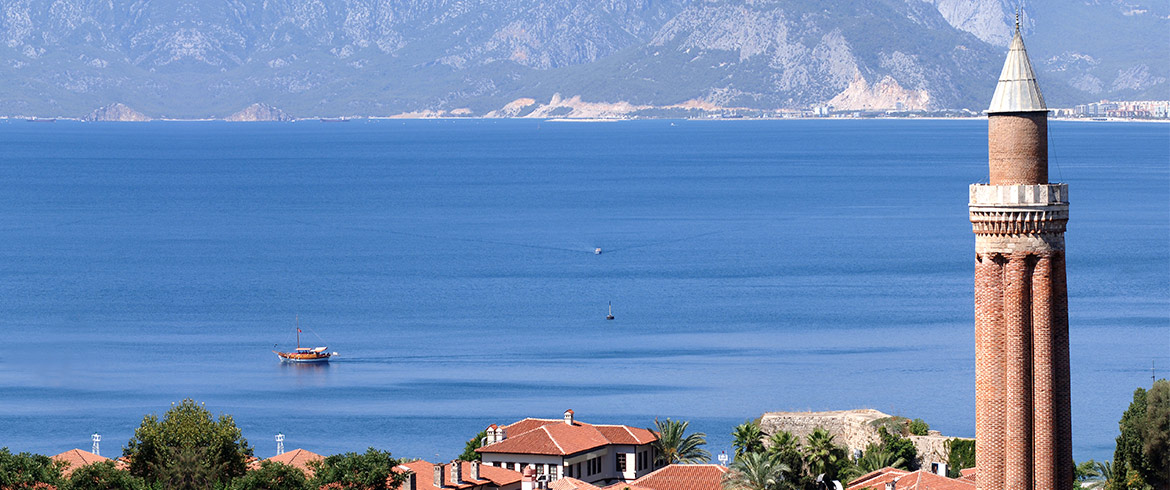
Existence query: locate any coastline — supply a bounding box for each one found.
[4,114,1165,123]
[2,115,1166,123]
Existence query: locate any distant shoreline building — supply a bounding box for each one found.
[970,21,1073,490]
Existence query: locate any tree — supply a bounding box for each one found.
[1095,461,1115,487]
[124,399,253,487]
[1111,380,1170,490]
[1143,380,1170,489]
[311,448,406,490]
[64,460,147,490]
[722,451,794,490]
[945,439,975,478]
[802,428,848,482]
[0,448,63,489]
[1074,460,1102,489]
[908,419,930,436]
[877,428,918,471]
[651,419,711,465]
[856,444,905,473]
[460,430,487,462]
[732,422,765,460]
[765,431,804,482]
[230,461,310,490]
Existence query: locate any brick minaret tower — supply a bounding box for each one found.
[970,20,1073,490]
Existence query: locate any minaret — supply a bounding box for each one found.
[969,19,1072,490]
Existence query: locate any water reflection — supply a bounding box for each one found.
[278,361,332,387]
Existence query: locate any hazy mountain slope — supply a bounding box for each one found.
[921,0,1170,103]
[0,0,1163,118]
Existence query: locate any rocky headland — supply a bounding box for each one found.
[226,103,293,122]
[83,103,150,122]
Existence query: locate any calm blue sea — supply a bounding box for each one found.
[0,119,1165,465]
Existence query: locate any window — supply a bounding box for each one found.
[617,453,626,473]
[585,456,602,476]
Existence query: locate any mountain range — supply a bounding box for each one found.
[1,0,1166,119]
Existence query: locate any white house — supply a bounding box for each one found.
[476,410,661,486]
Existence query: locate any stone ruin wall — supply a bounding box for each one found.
[758,409,971,467]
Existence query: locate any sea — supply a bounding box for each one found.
[0,118,1166,465]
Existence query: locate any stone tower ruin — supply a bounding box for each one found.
[969,22,1073,490]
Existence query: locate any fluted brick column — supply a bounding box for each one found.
[975,253,1006,490]
[1032,254,1056,489]
[1053,253,1074,489]
[1003,253,1033,490]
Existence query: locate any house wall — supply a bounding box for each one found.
[483,454,563,479]
[484,444,656,486]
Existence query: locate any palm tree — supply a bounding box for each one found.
[722,452,794,490]
[802,428,845,481]
[765,431,803,480]
[651,418,711,465]
[766,431,800,458]
[732,422,765,460]
[1094,461,1113,486]
[856,444,905,473]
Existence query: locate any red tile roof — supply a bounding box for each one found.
[51,449,109,477]
[551,477,604,490]
[478,417,657,456]
[847,468,974,490]
[958,468,976,482]
[397,460,523,490]
[629,464,729,490]
[261,449,324,476]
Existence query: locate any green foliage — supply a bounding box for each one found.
[945,439,975,478]
[1075,460,1103,489]
[459,430,487,462]
[876,428,918,471]
[651,419,711,465]
[801,428,849,482]
[64,460,148,490]
[907,419,930,436]
[868,417,910,437]
[0,448,63,489]
[1121,464,1150,490]
[1142,380,1170,488]
[764,431,804,484]
[1111,380,1170,490]
[124,399,253,487]
[1095,461,1115,486]
[310,447,405,490]
[230,461,309,490]
[856,444,905,473]
[732,422,765,460]
[722,451,794,490]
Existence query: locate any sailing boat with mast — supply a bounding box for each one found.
[273,316,337,363]
[606,302,615,321]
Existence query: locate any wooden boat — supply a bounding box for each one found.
[274,317,337,363]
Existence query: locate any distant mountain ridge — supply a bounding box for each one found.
[0,0,1165,118]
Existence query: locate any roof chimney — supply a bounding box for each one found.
[564,409,574,425]
[434,463,446,488]
[522,465,536,490]
[451,460,462,485]
[470,461,480,481]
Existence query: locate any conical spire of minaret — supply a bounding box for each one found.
[987,23,1046,113]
